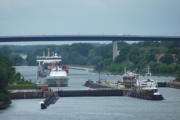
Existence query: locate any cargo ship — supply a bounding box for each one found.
[37,49,69,87]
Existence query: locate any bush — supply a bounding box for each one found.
[175,71,180,82]
[0,92,10,102]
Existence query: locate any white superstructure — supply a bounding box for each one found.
[136,67,160,95]
[122,68,138,88]
[37,49,69,87]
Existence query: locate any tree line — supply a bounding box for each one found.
[0,57,13,107]
[1,41,180,79]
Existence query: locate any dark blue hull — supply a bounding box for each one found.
[128,90,164,100]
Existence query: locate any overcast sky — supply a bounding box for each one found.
[0,0,180,36]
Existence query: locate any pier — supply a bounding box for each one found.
[9,81,180,100]
[10,89,44,99]
[10,89,124,99]
[58,89,123,97]
[157,82,169,87]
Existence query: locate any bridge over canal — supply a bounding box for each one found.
[0,35,180,60]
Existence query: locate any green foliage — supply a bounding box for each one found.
[2,41,180,77]
[8,84,37,90]
[0,46,26,66]
[0,92,10,102]
[11,55,25,66]
[107,61,133,73]
[0,57,13,91]
[7,72,37,90]
[0,56,36,106]
[160,54,174,64]
[22,41,180,76]
[94,41,180,76]
[0,56,12,103]
[25,43,112,66]
[26,53,37,66]
[176,71,180,82]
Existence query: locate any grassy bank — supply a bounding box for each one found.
[8,84,37,90]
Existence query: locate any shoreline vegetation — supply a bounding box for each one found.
[1,41,180,77]
[8,84,37,90]
[0,56,12,109]
[0,56,37,109]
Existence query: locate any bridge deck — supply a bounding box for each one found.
[0,35,180,42]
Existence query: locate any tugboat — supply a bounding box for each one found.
[37,49,69,87]
[129,67,164,100]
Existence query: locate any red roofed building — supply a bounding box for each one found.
[155,53,177,63]
[155,53,165,63]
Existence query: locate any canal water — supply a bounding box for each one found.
[0,66,180,120]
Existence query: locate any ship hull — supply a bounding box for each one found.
[128,90,164,100]
[38,76,68,87]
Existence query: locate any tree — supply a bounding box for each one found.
[26,54,37,66]
[160,54,174,64]
[0,56,12,104]
[0,46,12,56]
[11,55,25,66]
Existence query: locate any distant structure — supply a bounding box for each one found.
[155,53,165,63]
[112,41,120,60]
[155,53,177,63]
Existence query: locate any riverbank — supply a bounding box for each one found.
[8,84,37,90]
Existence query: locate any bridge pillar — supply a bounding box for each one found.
[112,40,119,60]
